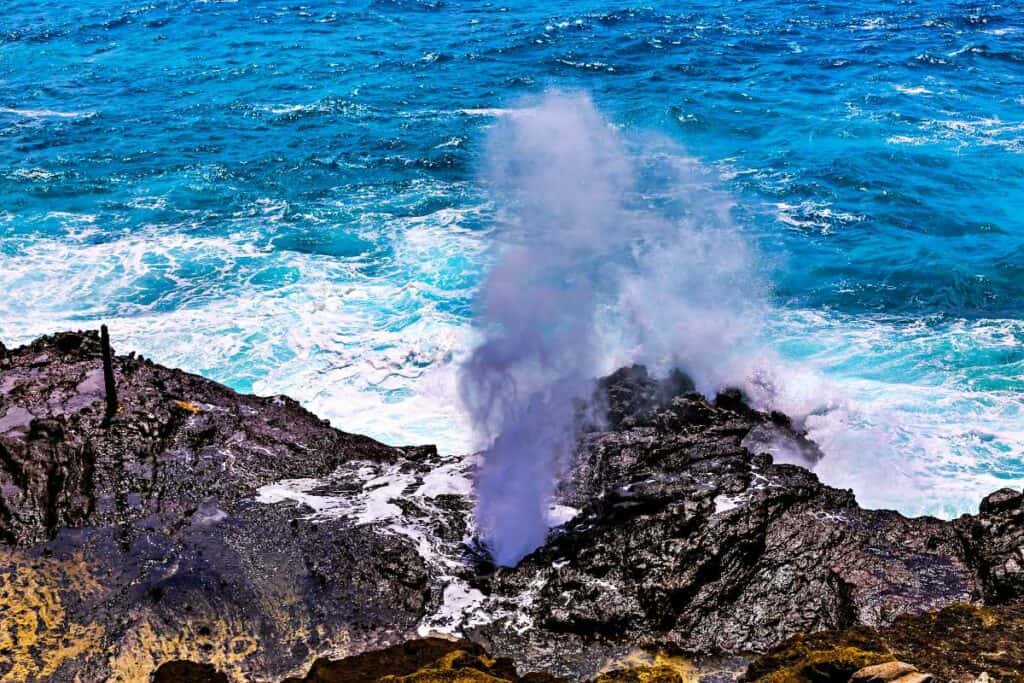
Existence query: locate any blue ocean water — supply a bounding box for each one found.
[1,0,1022,517]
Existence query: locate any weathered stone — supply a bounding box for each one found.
[472,369,982,675]
[3,331,1024,682]
[0,331,435,681]
[979,488,1023,515]
[957,487,1024,604]
[852,661,918,682]
[283,638,528,683]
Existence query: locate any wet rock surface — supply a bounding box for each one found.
[469,366,987,677]
[0,331,405,546]
[1,334,1023,682]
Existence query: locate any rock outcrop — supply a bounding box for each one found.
[0,331,438,682]
[956,488,1024,605]
[468,366,991,677]
[744,603,1024,683]
[1,332,1022,682]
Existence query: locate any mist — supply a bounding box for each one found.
[460,91,770,566]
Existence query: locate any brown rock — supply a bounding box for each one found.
[852,662,918,682]
[890,675,933,683]
[746,603,1024,683]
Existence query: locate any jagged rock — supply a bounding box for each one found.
[285,638,714,683]
[3,331,1024,682]
[590,651,704,683]
[471,369,980,676]
[0,331,438,681]
[282,637,534,683]
[978,489,1023,515]
[957,488,1024,604]
[0,331,408,546]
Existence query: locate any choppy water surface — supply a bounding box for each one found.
[2,0,1022,516]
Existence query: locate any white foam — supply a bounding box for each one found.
[761,310,1024,518]
[0,107,95,120]
[253,452,594,636]
[713,494,742,514]
[0,200,486,453]
[356,471,411,524]
[886,135,927,146]
[418,459,475,498]
[912,116,1024,153]
[773,201,864,234]
[252,100,369,117]
[855,17,888,30]
[417,580,490,637]
[547,504,580,526]
[894,84,932,96]
[255,479,352,516]
[459,107,530,118]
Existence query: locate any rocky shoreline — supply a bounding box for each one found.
[1,331,1022,682]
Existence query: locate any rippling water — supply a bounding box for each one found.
[2,0,1022,517]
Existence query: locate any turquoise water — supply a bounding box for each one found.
[2,0,1022,516]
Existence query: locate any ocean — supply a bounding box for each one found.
[2,0,1022,518]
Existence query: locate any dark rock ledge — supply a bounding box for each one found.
[0,331,1022,683]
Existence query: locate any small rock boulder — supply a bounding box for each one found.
[979,489,1024,515]
[852,662,918,682]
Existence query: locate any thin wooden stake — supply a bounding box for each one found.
[101,325,118,424]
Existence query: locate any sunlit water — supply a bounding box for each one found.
[2,0,1022,517]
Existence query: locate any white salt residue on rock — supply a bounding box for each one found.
[712,462,782,515]
[491,574,549,635]
[807,509,849,524]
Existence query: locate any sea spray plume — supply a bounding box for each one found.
[460,92,632,566]
[462,92,777,566]
[608,148,769,398]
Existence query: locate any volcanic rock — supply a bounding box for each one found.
[1,332,1023,682]
[470,367,982,676]
[0,331,437,681]
[955,488,1024,605]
